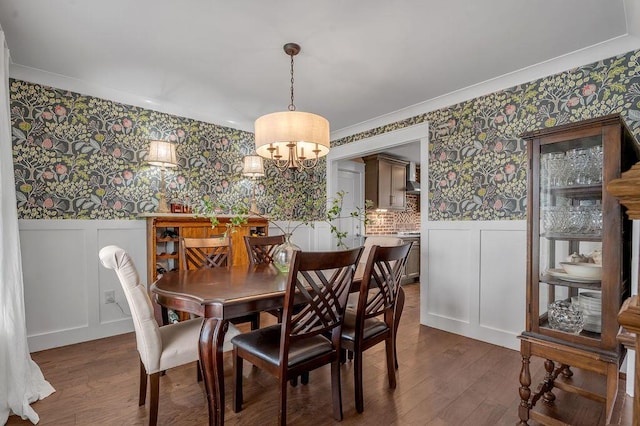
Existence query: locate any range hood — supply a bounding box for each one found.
[405,162,420,194]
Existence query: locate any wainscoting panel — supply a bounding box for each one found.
[20,219,331,352]
[97,226,147,324]
[20,228,89,336]
[421,221,527,350]
[19,219,146,352]
[479,229,527,345]
[425,228,472,324]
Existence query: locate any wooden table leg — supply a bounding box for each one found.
[199,317,228,426]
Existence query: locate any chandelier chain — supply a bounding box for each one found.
[288,52,295,111]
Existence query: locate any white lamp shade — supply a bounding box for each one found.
[243,155,265,177]
[254,111,330,161]
[147,140,177,168]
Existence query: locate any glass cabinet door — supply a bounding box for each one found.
[536,135,604,341]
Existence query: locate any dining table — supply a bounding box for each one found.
[150,263,406,426]
[151,264,289,426]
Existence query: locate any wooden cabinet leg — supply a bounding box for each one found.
[560,364,573,378]
[605,362,619,425]
[518,354,531,425]
[543,359,556,404]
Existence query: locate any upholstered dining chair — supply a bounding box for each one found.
[231,247,363,425]
[179,236,260,330]
[340,242,411,413]
[98,245,239,426]
[244,234,286,266]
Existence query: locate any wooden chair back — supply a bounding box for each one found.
[281,247,363,355]
[244,234,286,266]
[179,235,231,270]
[357,243,412,322]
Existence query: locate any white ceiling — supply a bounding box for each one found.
[1,0,639,138]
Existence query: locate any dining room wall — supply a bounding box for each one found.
[9,79,330,351]
[331,48,640,353]
[334,48,640,221]
[13,47,640,353]
[9,79,326,220]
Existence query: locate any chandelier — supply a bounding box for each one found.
[254,43,330,171]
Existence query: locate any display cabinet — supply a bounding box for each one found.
[518,114,639,425]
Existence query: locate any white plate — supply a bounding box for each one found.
[546,268,601,283]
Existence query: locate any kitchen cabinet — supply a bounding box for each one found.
[364,154,407,210]
[517,114,639,425]
[400,236,420,284]
[143,214,268,324]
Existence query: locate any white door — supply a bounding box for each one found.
[335,160,365,249]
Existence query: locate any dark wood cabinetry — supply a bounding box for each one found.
[518,115,639,425]
[401,236,420,284]
[364,155,407,210]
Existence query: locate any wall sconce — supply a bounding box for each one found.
[242,155,265,213]
[147,140,177,213]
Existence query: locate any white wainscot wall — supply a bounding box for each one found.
[19,219,146,352]
[421,220,527,350]
[19,219,333,352]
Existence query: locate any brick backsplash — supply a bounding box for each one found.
[366,194,420,235]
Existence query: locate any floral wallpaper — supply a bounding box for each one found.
[334,49,640,221]
[10,80,326,220]
[10,50,640,222]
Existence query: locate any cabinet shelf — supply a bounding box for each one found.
[548,184,603,199]
[541,232,601,241]
[539,274,601,290]
[157,237,179,243]
[156,253,178,259]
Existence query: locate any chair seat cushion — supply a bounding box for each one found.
[231,324,333,367]
[157,318,240,373]
[157,318,202,372]
[341,311,389,342]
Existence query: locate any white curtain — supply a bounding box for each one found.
[0,28,55,425]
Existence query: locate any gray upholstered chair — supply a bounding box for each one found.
[99,245,239,426]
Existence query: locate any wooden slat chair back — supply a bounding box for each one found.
[231,247,363,426]
[342,242,412,413]
[179,235,231,270]
[179,235,259,330]
[244,234,286,266]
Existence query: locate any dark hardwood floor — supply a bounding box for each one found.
[6,283,634,425]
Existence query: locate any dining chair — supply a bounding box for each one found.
[348,235,404,366]
[98,245,240,426]
[353,236,404,282]
[231,247,363,425]
[244,234,286,266]
[179,236,260,330]
[341,242,412,413]
[180,235,232,270]
[245,233,311,386]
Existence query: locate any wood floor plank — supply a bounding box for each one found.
[5,283,633,425]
